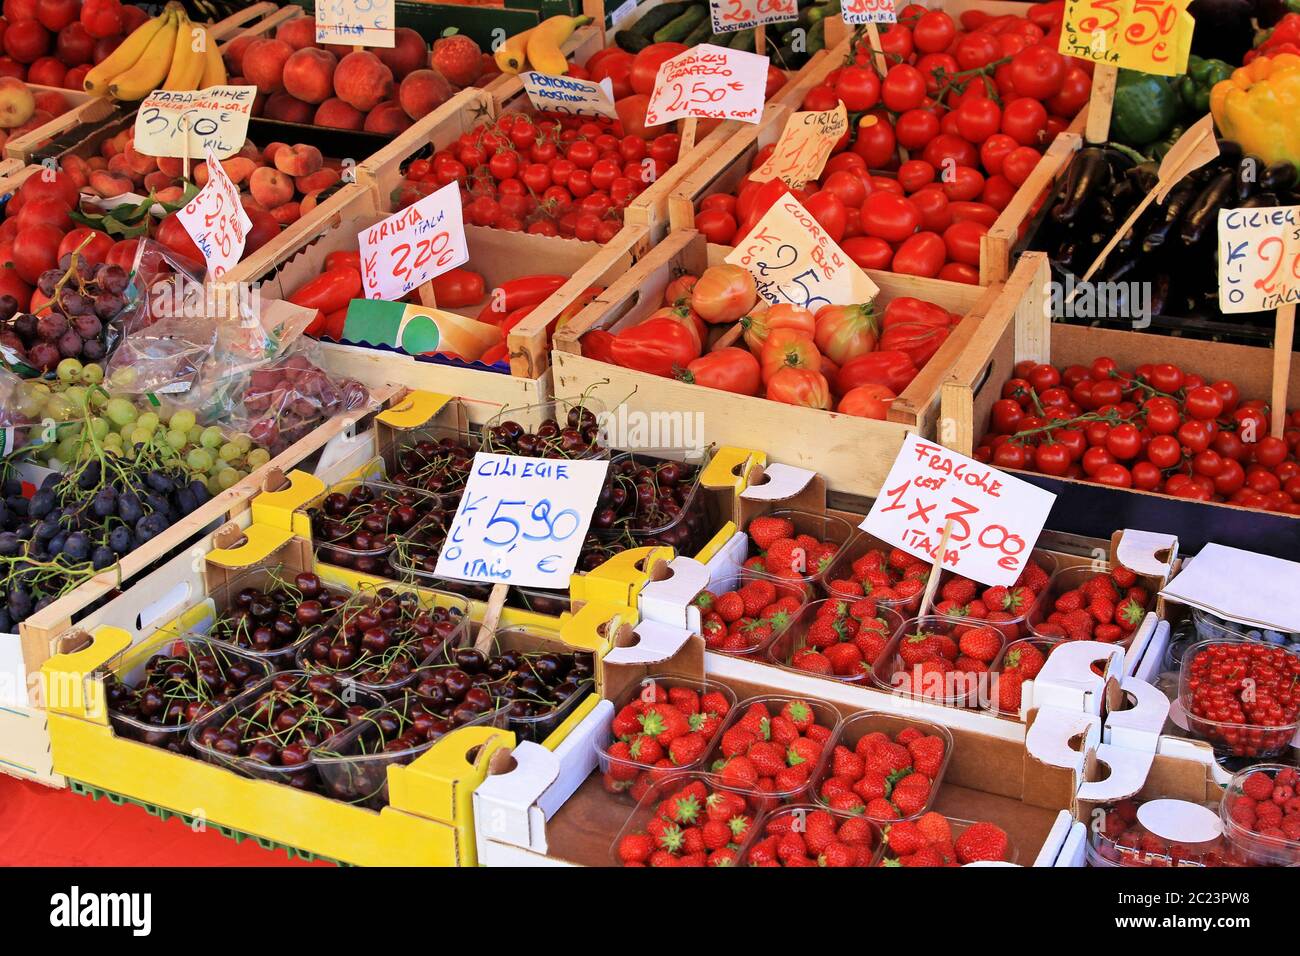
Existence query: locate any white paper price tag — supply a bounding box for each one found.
[842,0,897,24]
[749,105,848,186]
[435,453,611,588]
[315,0,395,47]
[174,146,251,278]
[861,434,1057,588]
[645,44,768,126]
[521,72,618,119]
[1217,205,1300,313]
[133,86,256,161]
[358,181,469,301]
[709,0,798,34]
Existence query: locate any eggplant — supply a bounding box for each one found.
[1150,274,1171,317]
[1260,161,1298,193]
[1216,139,1244,167]
[1242,191,1282,208]
[1051,147,1109,225]
[1142,181,1198,253]
[1180,169,1236,245]
[1234,155,1262,202]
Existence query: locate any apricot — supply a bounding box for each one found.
[282,47,336,104]
[275,17,317,51]
[332,51,392,112]
[249,165,294,208]
[398,69,452,121]
[376,27,427,80]
[263,91,313,124]
[364,100,411,135]
[243,38,293,94]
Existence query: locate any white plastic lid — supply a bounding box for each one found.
[1136,799,1221,844]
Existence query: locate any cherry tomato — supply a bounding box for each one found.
[1001,97,1048,146]
[1178,419,1212,454]
[1094,463,1132,488]
[955,96,1002,144]
[1146,363,1184,394]
[913,10,957,52]
[990,398,1024,433]
[896,108,941,151]
[882,64,927,112]
[896,159,936,192]
[1001,146,1042,187]
[1048,66,1091,117]
[941,166,985,202]
[1082,446,1114,476]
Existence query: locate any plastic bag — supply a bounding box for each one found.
[231,346,370,455]
[0,368,35,452]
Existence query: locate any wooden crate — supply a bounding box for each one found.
[550,228,1041,498]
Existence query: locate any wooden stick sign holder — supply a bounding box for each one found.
[474,583,510,654]
[1085,64,1118,144]
[1273,304,1296,438]
[917,518,955,617]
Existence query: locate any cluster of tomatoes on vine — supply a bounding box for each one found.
[402,110,681,243]
[976,357,1300,514]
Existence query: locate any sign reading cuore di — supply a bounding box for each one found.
[521,71,618,120]
[1058,0,1193,76]
[749,104,848,186]
[645,44,769,126]
[709,0,798,34]
[862,434,1057,588]
[133,86,256,161]
[725,193,879,309]
[435,453,611,588]
[174,146,251,278]
[1217,205,1300,313]
[358,180,469,301]
[315,0,395,47]
[841,0,897,24]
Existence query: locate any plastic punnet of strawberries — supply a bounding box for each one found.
[1091,799,1246,867]
[707,698,834,804]
[614,776,756,867]
[877,617,1004,707]
[602,681,734,797]
[975,356,1300,515]
[1181,641,1300,757]
[1221,765,1300,865]
[399,111,679,242]
[744,806,879,867]
[877,812,1012,866]
[989,638,1052,714]
[931,554,1053,639]
[1031,563,1150,644]
[814,721,948,821]
[780,597,899,681]
[744,513,848,591]
[824,540,931,610]
[692,581,803,655]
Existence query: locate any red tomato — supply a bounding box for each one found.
[695,208,737,245]
[891,231,946,278]
[1009,44,1066,99]
[1001,146,1042,186]
[835,66,881,111]
[938,262,980,283]
[955,96,1002,143]
[920,133,979,170]
[895,108,940,150]
[842,236,894,270]
[979,134,1020,176]
[1001,97,1049,146]
[839,383,897,419]
[955,31,1000,69]
[913,10,957,53]
[804,190,847,242]
[820,170,868,209]
[910,185,952,232]
[630,43,688,96]
[941,165,985,202]
[839,350,918,393]
[942,219,987,266]
[861,192,921,243]
[882,64,927,112]
[1048,65,1091,117]
[852,114,897,167]
[948,201,999,226]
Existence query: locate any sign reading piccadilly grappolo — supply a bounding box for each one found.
[645,44,769,126]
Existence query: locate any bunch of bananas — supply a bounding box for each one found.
[84,1,227,101]
[495,14,592,76]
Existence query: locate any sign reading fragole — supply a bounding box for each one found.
[315,0,395,47]
[862,434,1057,587]
[133,86,256,161]
[174,146,251,278]
[709,0,798,34]
[1059,0,1193,76]
[749,105,848,186]
[521,71,618,119]
[1218,205,1300,313]
[725,194,879,309]
[358,181,470,301]
[435,453,611,588]
[841,0,897,24]
[644,44,768,126]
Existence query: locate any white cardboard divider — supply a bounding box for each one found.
[1104,677,1170,752]
[1121,612,1160,678]
[603,618,694,666]
[1115,530,1179,578]
[1032,641,1125,714]
[1032,810,1081,867]
[703,531,748,596]
[738,462,817,500]
[1054,817,1090,867]
[1025,707,1100,774]
[1129,617,1170,685]
[1075,741,1157,804]
[637,556,709,632]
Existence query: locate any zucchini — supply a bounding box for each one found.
[614,29,653,52]
[730,27,755,50]
[806,18,825,55]
[655,4,708,43]
[683,16,713,46]
[627,1,692,39]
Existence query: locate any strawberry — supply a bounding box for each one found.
[677,852,708,867]
[739,582,776,616]
[899,845,947,867]
[779,699,814,731]
[768,714,799,745]
[617,832,654,864]
[832,745,866,780]
[775,765,810,791]
[669,733,707,766]
[748,741,787,777]
[887,547,912,570]
[853,770,888,803]
[720,725,757,758]
[959,626,1001,664]
[898,631,938,666]
[829,578,864,596]
[702,616,726,647]
[806,723,832,744]
[955,821,1009,863]
[764,538,801,575]
[865,798,900,821]
[1002,641,1046,677]
[907,736,945,777]
[667,687,700,715]
[638,703,690,744]
[714,591,744,622]
[1087,596,1116,625]
[1054,588,1084,612]
[431,33,484,87]
[931,633,960,661]
[891,780,930,817]
[700,691,730,717]
[1017,561,1050,592]
[748,515,795,551]
[626,734,663,765]
[681,826,706,855]
[728,814,753,843]
[1111,564,1137,588]
[853,630,889,664]
[915,811,952,845]
[788,736,823,767]
[1083,574,1120,602]
[894,578,925,601]
[997,670,1024,712]
[707,847,737,866]
[828,791,866,814]
[648,849,679,867]
[1093,623,1122,642]
[819,841,858,867]
[1116,597,1145,631]
[824,641,864,675]
[738,702,771,736]
[691,590,716,612]
[611,704,641,739]
[885,820,925,855]
[955,654,989,673]
[791,648,833,674]
[837,815,875,847]
[940,577,977,605]
[718,755,759,787]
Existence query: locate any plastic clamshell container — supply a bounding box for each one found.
[819,529,930,614]
[931,548,1058,642]
[384,412,483,501]
[477,625,597,745]
[871,615,1007,709]
[738,803,881,866]
[1177,638,1300,759]
[200,564,353,671]
[1219,764,1300,867]
[1191,606,1300,650]
[296,587,473,695]
[302,477,448,575]
[1088,798,1246,867]
[808,711,954,820]
[187,671,385,793]
[984,637,1061,717]
[593,448,718,557]
[764,598,905,684]
[706,571,812,658]
[104,635,273,756]
[608,770,765,867]
[744,509,855,596]
[875,816,1020,866]
[1027,563,1153,645]
[480,394,610,460]
[700,694,843,808]
[596,674,739,780]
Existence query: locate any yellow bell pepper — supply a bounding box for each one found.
[1211,53,1300,170]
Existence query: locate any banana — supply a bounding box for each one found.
[495,26,535,75]
[109,10,180,100]
[525,15,592,76]
[163,15,206,91]
[199,28,226,87]
[82,9,174,96]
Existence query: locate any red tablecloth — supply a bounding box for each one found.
[0,773,328,867]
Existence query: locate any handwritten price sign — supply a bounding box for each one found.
[315,0,395,47]
[862,435,1057,587]
[645,44,768,126]
[750,105,847,187]
[134,86,256,161]
[709,0,798,34]
[435,453,611,588]
[174,146,251,278]
[725,194,879,309]
[1059,0,1194,76]
[521,72,618,120]
[842,0,897,24]
[1217,205,1300,313]
[359,181,469,301]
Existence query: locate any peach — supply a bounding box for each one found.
[364,100,411,135]
[156,155,184,178]
[223,35,255,75]
[60,154,91,189]
[249,165,294,208]
[7,109,53,138]
[240,192,265,213]
[220,156,258,185]
[155,185,184,204]
[122,144,156,177]
[0,75,34,129]
[273,143,322,177]
[88,169,131,198]
[282,47,336,104]
[275,17,317,51]
[299,190,321,215]
[263,91,313,124]
[243,38,293,94]
[238,140,263,163]
[332,51,392,112]
[143,170,172,192]
[377,27,427,80]
[193,161,209,187]
[270,201,301,225]
[86,156,106,171]
[294,167,339,193]
[106,152,135,180]
[313,97,362,130]
[398,69,453,121]
[263,141,289,165]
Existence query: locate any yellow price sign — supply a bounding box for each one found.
[1058,0,1194,77]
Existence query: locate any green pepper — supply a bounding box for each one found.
[1174,56,1234,114]
[1150,123,1186,162]
[1110,70,1179,148]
